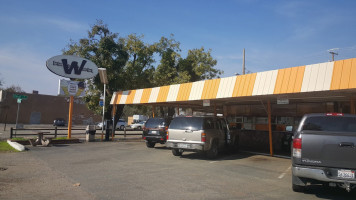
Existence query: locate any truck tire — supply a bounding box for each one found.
[206,140,219,159]
[172,149,182,156]
[292,183,305,192]
[146,142,155,148]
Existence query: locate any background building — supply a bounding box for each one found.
[0,90,101,125]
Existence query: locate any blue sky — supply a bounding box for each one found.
[1,0,356,95]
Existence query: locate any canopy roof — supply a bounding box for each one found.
[110,58,356,110]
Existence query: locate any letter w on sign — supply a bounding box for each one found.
[61,59,87,75]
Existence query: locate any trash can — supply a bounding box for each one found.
[86,125,96,142]
[105,120,113,141]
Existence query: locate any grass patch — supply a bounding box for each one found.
[11,137,29,141]
[0,141,19,152]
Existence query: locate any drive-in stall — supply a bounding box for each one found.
[110,58,356,156]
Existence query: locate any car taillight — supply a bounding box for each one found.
[166,131,169,140]
[326,113,344,116]
[293,138,302,158]
[201,132,206,142]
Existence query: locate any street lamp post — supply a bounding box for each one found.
[98,68,108,141]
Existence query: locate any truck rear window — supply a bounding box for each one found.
[169,117,204,131]
[302,116,356,132]
[145,118,165,128]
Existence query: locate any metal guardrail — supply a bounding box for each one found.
[10,127,142,139]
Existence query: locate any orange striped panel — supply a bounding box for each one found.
[232,75,243,97]
[140,88,152,104]
[203,78,221,99]
[286,67,298,93]
[237,75,247,96]
[176,83,192,101]
[115,91,123,104]
[330,60,344,90]
[125,90,136,104]
[156,86,170,102]
[241,74,251,96]
[280,68,292,93]
[246,73,257,96]
[349,58,356,88]
[293,66,305,93]
[340,58,353,89]
[274,69,285,94]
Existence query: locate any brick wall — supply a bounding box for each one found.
[0,91,101,125]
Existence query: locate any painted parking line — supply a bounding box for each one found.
[209,161,218,164]
[278,165,292,179]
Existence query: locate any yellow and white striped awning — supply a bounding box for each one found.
[110,58,356,105]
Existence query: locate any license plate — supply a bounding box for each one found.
[178,143,189,148]
[338,170,355,179]
[149,131,157,134]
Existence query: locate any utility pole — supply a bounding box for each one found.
[328,48,339,61]
[242,48,245,75]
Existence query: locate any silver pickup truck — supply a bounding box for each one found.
[292,113,356,192]
[166,116,239,159]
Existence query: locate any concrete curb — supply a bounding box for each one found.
[7,140,25,151]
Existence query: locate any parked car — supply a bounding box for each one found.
[142,117,172,148]
[53,118,66,126]
[166,116,239,159]
[97,119,127,130]
[130,121,145,130]
[292,113,356,192]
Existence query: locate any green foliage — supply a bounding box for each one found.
[176,47,222,83]
[11,137,28,141]
[63,20,223,119]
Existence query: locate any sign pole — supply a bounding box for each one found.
[101,83,106,141]
[15,99,20,136]
[68,96,74,139]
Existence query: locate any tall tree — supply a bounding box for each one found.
[63,20,223,121]
[176,47,222,83]
[5,85,25,93]
[63,20,129,121]
[119,34,156,89]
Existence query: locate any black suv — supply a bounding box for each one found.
[142,117,171,148]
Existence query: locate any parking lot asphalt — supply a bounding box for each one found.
[1,141,356,200]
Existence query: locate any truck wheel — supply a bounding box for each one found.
[172,149,182,156]
[206,141,218,159]
[292,183,305,192]
[137,126,142,130]
[146,142,155,148]
[120,125,125,130]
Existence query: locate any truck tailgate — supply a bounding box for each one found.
[169,129,202,142]
[302,131,356,169]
